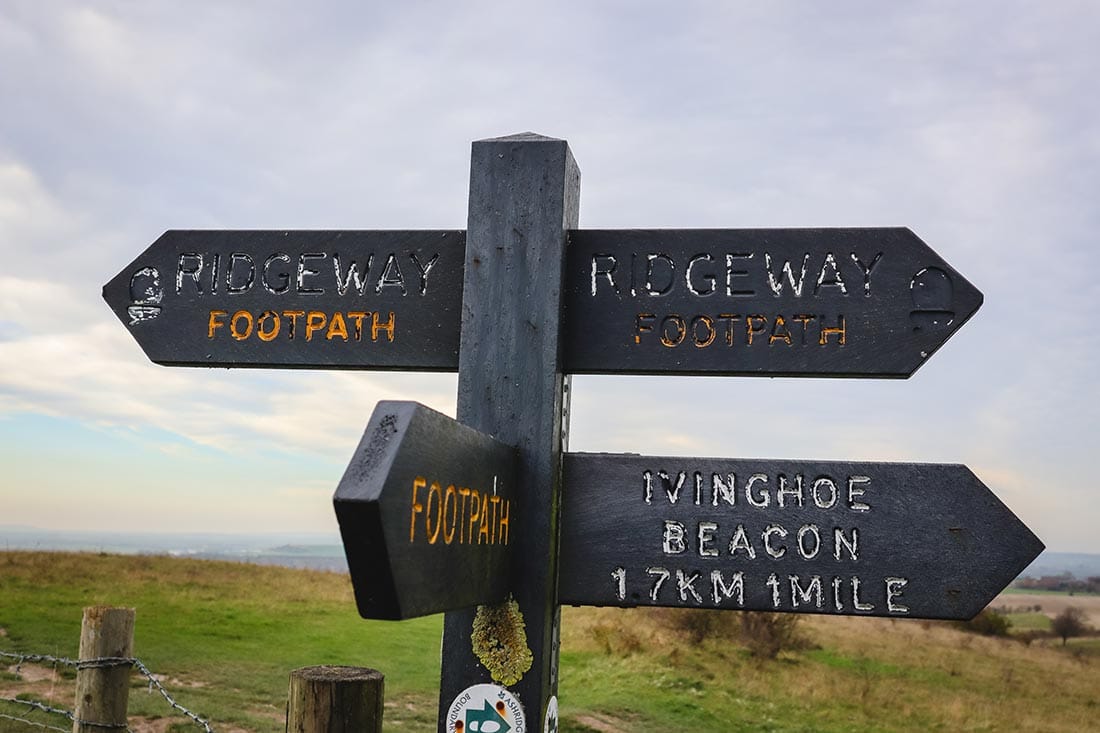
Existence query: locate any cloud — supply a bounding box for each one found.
[0,307,456,463]
[0,2,1098,548]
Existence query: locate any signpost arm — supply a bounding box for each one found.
[437,133,580,731]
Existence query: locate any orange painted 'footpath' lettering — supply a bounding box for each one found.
[206,309,396,343]
[409,476,511,547]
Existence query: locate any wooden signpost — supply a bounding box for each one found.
[340,429,1043,621]
[106,230,981,378]
[105,133,1043,733]
[334,401,517,620]
[558,454,1042,620]
[102,230,465,370]
[563,227,982,377]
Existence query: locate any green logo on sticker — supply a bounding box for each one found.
[466,699,511,733]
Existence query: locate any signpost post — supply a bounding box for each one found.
[436,134,579,732]
[104,133,1043,733]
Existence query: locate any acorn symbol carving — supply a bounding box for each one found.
[909,267,955,331]
[127,266,163,325]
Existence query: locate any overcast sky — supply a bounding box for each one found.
[1,2,1096,553]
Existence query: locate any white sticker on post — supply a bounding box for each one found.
[446,683,526,733]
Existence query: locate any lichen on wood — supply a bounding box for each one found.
[470,596,532,685]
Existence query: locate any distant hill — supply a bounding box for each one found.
[1019,551,1100,579]
[0,526,347,572]
[3,526,1099,581]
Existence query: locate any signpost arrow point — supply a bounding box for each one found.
[103,230,466,371]
[563,227,983,377]
[334,400,517,620]
[558,454,1042,620]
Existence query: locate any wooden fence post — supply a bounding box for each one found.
[72,606,135,733]
[287,665,384,733]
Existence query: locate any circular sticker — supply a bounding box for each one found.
[543,695,558,733]
[447,683,526,733]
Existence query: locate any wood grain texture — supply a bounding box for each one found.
[287,666,384,733]
[73,606,134,733]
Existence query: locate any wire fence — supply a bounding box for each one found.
[0,651,214,733]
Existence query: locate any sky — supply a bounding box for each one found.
[0,2,1097,553]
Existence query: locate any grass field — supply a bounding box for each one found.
[994,590,1100,628]
[1,552,1099,732]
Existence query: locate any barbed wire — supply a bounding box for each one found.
[0,695,84,731]
[0,711,69,733]
[0,712,68,733]
[0,650,214,733]
[131,659,213,733]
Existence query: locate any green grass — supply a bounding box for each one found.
[557,607,1100,733]
[1004,612,1052,631]
[1002,587,1100,597]
[1064,636,1100,657]
[3,552,1100,732]
[0,552,440,730]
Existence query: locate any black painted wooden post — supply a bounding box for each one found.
[437,133,579,732]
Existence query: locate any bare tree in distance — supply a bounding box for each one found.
[1051,606,1089,646]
